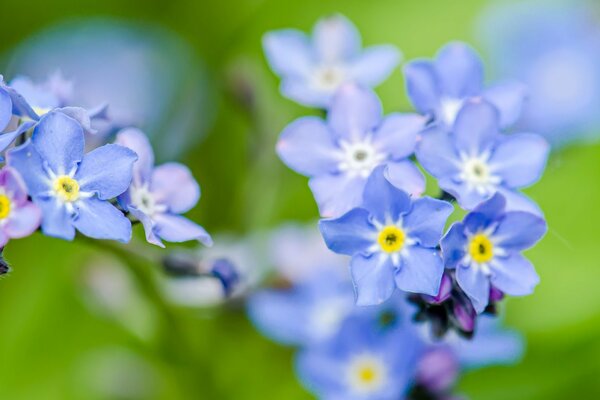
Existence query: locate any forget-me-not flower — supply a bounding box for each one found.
[7,112,136,242]
[277,84,426,217]
[404,41,527,129]
[116,128,212,248]
[320,166,453,305]
[264,14,401,108]
[0,166,42,246]
[416,99,549,214]
[441,194,546,312]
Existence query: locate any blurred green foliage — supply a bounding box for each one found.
[0,0,598,399]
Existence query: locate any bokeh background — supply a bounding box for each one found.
[0,0,598,398]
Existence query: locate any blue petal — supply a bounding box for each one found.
[309,174,365,218]
[36,197,75,240]
[489,133,549,188]
[496,186,543,216]
[396,246,444,296]
[350,45,402,87]
[453,99,500,155]
[384,160,426,197]
[435,42,484,98]
[32,112,84,175]
[6,141,50,195]
[494,211,547,251]
[327,84,382,141]
[73,197,132,242]
[263,29,312,78]
[56,107,96,135]
[276,117,339,176]
[295,349,345,397]
[415,126,460,178]
[154,213,213,246]
[404,197,454,247]
[351,253,396,306]
[319,208,375,256]
[0,121,35,154]
[463,193,506,233]
[151,163,200,214]
[483,81,528,129]
[115,128,155,185]
[75,144,137,200]
[129,207,164,248]
[456,264,490,313]
[438,176,490,210]
[372,113,424,159]
[441,222,467,268]
[362,165,411,223]
[280,78,331,108]
[9,75,58,109]
[403,60,441,115]
[490,254,539,296]
[312,14,361,62]
[0,87,13,131]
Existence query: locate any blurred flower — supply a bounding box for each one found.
[264,14,401,108]
[404,41,526,129]
[320,166,453,304]
[8,112,136,241]
[277,84,425,217]
[441,194,546,313]
[416,100,549,214]
[116,128,212,248]
[0,166,41,247]
[478,0,600,146]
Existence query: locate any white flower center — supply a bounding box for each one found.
[458,152,501,196]
[309,297,351,340]
[130,185,166,216]
[337,138,386,178]
[312,64,346,92]
[439,97,464,126]
[346,354,387,394]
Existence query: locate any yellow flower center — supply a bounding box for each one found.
[53,175,80,202]
[469,234,494,263]
[358,366,376,383]
[377,226,405,253]
[0,195,11,219]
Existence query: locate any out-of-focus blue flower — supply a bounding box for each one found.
[248,271,354,346]
[116,128,212,248]
[441,194,546,313]
[7,112,136,242]
[278,84,425,217]
[0,166,41,247]
[416,99,549,214]
[296,315,422,400]
[478,0,600,146]
[264,14,401,108]
[320,166,453,305]
[404,41,526,130]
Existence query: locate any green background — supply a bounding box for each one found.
[0,0,598,398]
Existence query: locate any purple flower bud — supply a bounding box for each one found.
[416,348,460,394]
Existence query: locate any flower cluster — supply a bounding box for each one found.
[0,72,212,269]
[264,14,549,399]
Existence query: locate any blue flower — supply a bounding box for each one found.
[319,166,454,305]
[441,194,546,313]
[404,41,527,129]
[7,111,136,242]
[416,99,549,213]
[264,14,401,108]
[278,84,426,217]
[115,128,212,248]
[296,314,422,400]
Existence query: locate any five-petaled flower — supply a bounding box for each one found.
[319,166,453,305]
[264,14,401,108]
[441,193,547,313]
[7,111,137,242]
[116,128,212,248]
[404,41,527,129]
[277,84,425,218]
[416,99,549,214]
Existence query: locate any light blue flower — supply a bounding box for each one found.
[277,84,426,217]
[7,111,136,242]
[441,194,546,313]
[116,128,212,248]
[404,41,527,129]
[264,14,401,108]
[319,166,453,305]
[416,99,549,214]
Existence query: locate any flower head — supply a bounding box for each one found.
[319,165,454,305]
[7,111,136,242]
[404,41,527,129]
[416,99,549,213]
[264,14,401,107]
[441,194,546,312]
[278,84,425,217]
[116,128,212,248]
